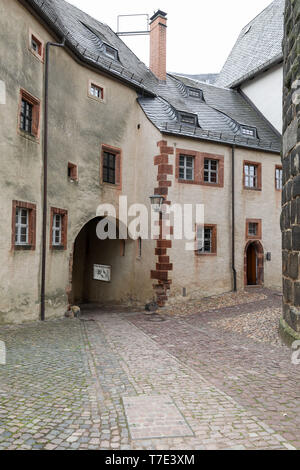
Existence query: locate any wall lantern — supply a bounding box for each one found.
[149,195,164,213]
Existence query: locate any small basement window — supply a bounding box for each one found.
[178,112,198,126]
[240,126,257,138]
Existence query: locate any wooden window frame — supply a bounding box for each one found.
[88,80,105,103]
[28,29,44,62]
[195,224,217,256]
[275,165,283,191]
[176,149,224,188]
[18,89,41,140]
[68,162,78,182]
[243,161,262,191]
[100,144,122,190]
[246,218,262,240]
[12,201,36,251]
[50,208,68,250]
[178,154,195,181]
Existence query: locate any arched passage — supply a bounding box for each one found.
[70,217,132,306]
[244,240,264,286]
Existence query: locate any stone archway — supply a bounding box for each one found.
[244,240,264,287]
[69,217,131,306]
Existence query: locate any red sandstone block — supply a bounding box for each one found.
[159,256,170,263]
[157,140,167,148]
[154,154,169,165]
[159,180,172,187]
[154,187,168,196]
[157,174,167,181]
[156,263,173,271]
[159,146,174,155]
[155,248,167,256]
[157,164,173,175]
[151,270,169,281]
[157,240,172,248]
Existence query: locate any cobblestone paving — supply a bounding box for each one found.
[0,290,299,450]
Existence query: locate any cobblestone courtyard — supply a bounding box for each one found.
[0,289,299,450]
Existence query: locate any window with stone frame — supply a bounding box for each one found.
[29,30,44,61]
[50,208,68,250]
[19,89,40,139]
[88,81,104,101]
[204,158,219,184]
[244,161,262,190]
[101,145,122,188]
[196,224,217,255]
[12,201,36,250]
[179,155,194,181]
[246,219,262,240]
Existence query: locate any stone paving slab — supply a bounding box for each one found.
[123,395,194,439]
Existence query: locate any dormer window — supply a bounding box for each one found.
[187,87,203,100]
[103,44,118,61]
[178,112,198,126]
[240,126,257,138]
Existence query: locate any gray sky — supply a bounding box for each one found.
[68,0,272,74]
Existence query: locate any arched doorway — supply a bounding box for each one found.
[244,240,264,286]
[70,217,131,306]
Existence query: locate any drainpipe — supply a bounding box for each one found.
[41,39,65,322]
[232,145,237,292]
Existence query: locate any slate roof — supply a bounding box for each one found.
[172,73,219,85]
[216,0,284,88]
[22,0,281,153]
[24,0,159,95]
[139,74,281,152]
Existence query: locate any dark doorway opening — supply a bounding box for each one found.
[244,240,264,287]
[70,217,129,306]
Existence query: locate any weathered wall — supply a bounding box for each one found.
[281,0,300,334]
[0,0,157,323]
[241,64,283,133]
[0,0,283,324]
[158,136,282,299]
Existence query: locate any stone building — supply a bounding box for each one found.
[281,0,300,341]
[0,0,282,324]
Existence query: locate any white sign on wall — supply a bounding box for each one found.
[93,264,111,282]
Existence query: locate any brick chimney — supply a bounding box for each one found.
[150,10,167,81]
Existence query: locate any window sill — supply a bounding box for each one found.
[102,182,121,190]
[201,181,223,188]
[18,130,39,143]
[178,179,199,185]
[14,244,33,251]
[68,177,79,184]
[51,245,65,251]
[88,94,105,104]
[195,252,217,257]
[243,187,262,192]
[29,48,44,63]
